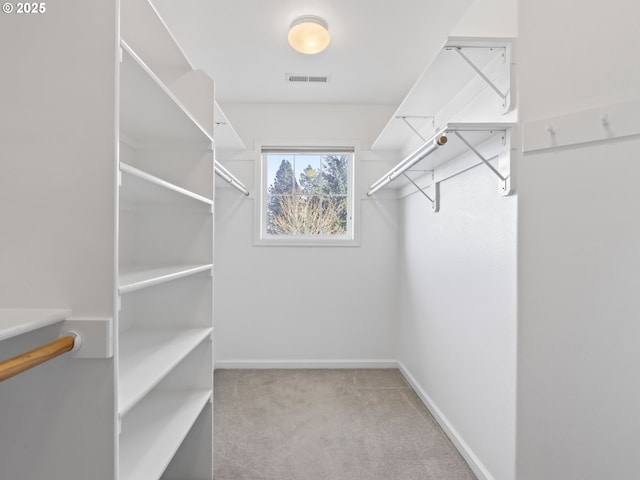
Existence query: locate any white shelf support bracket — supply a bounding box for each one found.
[402,173,439,212]
[396,116,435,143]
[451,47,508,108]
[453,131,511,196]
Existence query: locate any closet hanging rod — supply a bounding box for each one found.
[367,127,448,196]
[214,160,250,196]
[0,333,79,382]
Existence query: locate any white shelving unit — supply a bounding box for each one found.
[119,390,211,480]
[120,163,214,208]
[373,37,515,152]
[214,101,246,151]
[118,0,215,478]
[119,264,213,294]
[370,37,516,207]
[120,43,212,145]
[118,328,212,415]
[2,0,243,478]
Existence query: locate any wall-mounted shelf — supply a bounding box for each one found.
[0,309,71,342]
[370,36,515,211]
[211,106,250,196]
[120,42,212,146]
[120,163,213,209]
[119,389,211,480]
[120,0,192,82]
[118,264,213,295]
[368,123,514,209]
[118,327,212,415]
[373,37,515,156]
[214,101,246,151]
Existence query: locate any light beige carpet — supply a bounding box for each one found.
[214,369,477,480]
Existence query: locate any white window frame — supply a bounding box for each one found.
[255,141,360,247]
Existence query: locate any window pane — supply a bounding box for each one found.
[267,155,296,195]
[321,155,349,195]
[262,150,353,241]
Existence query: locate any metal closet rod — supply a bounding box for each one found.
[367,127,448,196]
[0,334,77,382]
[214,160,250,196]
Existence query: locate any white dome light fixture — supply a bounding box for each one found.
[288,15,330,54]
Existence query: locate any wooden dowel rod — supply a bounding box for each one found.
[0,335,75,382]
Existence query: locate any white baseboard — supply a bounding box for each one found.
[397,361,495,480]
[214,359,399,370]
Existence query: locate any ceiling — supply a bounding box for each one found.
[152,0,474,106]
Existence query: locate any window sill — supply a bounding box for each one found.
[254,235,360,247]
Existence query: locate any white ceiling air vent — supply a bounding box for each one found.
[285,73,330,84]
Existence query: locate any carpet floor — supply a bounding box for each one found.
[213,369,477,480]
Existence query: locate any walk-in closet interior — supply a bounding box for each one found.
[1,0,638,479]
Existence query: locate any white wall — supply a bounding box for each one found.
[0,2,117,478]
[397,165,517,480]
[214,104,402,366]
[451,0,517,38]
[516,1,640,479]
[395,1,518,479]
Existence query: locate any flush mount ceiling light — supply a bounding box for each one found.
[288,15,330,54]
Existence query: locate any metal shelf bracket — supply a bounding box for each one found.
[448,46,508,109]
[396,116,435,143]
[403,173,439,212]
[453,131,511,196]
[367,123,513,201]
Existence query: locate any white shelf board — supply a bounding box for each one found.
[118,264,213,295]
[417,123,511,171]
[214,101,245,151]
[376,123,513,187]
[120,163,213,208]
[0,309,71,342]
[120,0,192,76]
[118,327,212,415]
[373,37,511,152]
[119,389,211,480]
[119,43,212,146]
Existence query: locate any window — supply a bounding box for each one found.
[259,147,356,245]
